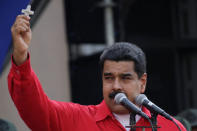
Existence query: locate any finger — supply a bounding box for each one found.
[16,15,30,21]
[13,23,29,33]
[15,26,28,33]
[17,19,30,28]
[13,20,30,33]
[26,26,31,32]
[21,22,29,30]
[12,21,30,35]
[15,19,30,27]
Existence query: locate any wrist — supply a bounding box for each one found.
[13,50,28,66]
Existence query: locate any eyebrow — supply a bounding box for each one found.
[103,72,112,76]
[103,72,133,77]
[121,73,132,77]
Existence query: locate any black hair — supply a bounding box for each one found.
[99,42,146,78]
[0,119,17,131]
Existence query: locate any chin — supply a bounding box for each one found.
[112,105,130,114]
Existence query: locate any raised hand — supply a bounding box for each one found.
[11,15,31,65]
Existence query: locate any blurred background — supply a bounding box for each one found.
[1,0,197,130]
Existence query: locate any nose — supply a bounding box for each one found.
[112,79,122,91]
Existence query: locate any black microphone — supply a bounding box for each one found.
[135,94,173,121]
[114,93,149,120]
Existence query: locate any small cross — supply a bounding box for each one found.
[21,5,34,17]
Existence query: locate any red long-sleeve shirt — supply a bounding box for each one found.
[7,55,186,131]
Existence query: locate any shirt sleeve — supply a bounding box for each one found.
[7,54,68,131]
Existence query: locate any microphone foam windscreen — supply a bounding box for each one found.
[135,94,147,106]
[114,93,127,104]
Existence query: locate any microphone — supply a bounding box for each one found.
[114,93,149,120]
[135,94,173,121]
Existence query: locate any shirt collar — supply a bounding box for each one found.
[142,106,151,118]
[95,100,113,122]
[94,100,152,122]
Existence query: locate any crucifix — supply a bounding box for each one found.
[21,5,34,17]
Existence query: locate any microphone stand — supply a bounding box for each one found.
[150,112,160,131]
[130,113,136,131]
[127,112,160,131]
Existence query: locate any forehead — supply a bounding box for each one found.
[103,60,135,73]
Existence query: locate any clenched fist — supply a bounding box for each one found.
[11,15,31,65]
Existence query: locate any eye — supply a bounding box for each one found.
[122,76,132,80]
[104,76,113,80]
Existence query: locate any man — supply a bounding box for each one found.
[8,15,186,131]
[0,118,17,131]
[174,116,191,131]
[178,109,197,131]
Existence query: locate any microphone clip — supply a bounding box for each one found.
[126,112,161,131]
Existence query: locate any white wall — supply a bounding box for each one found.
[0,0,71,130]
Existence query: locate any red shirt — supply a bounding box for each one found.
[7,56,186,131]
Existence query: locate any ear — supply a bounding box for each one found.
[139,73,147,93]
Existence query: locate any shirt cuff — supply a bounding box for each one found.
[11,53,32,80]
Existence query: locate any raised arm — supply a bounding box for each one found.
[9,15,58,130]
[11,15,31,65]
[8,14,83,131]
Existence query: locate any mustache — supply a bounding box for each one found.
[109,91,123,99]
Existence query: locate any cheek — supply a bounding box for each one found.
[102,85,110,96]
[103,84,111,90]
[103,81,112,90]
[103,83,114,100]
[140,86,145,93]
[124,82,141,97]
